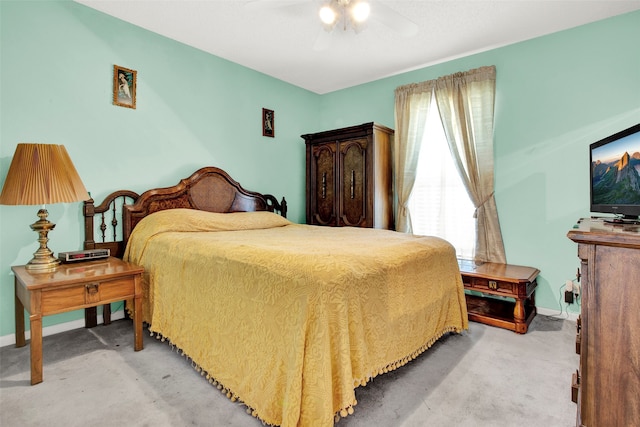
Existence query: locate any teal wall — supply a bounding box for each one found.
[320,10,640,316]
[1,1,638,337]
[0,1,318,337]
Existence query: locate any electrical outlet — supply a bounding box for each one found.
[565,290,574,304]
[565,280,573,292]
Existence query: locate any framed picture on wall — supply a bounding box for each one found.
[113,65,137,109]
[262,108,274,137]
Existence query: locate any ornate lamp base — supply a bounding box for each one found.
[26,208,61,272]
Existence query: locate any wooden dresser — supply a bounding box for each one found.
[567,218,640,426]
[302,122,394,229]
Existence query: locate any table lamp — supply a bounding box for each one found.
[0,143,90,271]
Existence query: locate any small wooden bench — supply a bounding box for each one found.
[458,260,539,334]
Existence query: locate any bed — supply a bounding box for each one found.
[83,166,468,427]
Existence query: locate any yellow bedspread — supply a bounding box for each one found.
[124,209,468,427]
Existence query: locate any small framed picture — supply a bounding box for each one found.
[262,108,274,137]
[113,65,137,109]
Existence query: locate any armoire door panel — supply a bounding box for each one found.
[311,144,336,226]
[339,139,367,227]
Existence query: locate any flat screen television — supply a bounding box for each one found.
[590,123,640,223]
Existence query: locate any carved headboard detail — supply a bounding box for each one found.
[83,166,287,259]
[83,190,140,259]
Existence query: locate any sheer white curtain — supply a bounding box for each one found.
[393,80,435,233]
[435,66,506,263]
[408,99,476,259]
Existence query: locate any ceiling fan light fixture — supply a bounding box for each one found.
[350,1,370,23]
[319,4,337,26]
[318,0,371,34]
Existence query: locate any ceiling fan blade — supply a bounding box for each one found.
[370,0,418,37]
[244,0,310,11]
[313,28,333,51]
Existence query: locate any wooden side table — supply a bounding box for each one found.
[458,260,539,334]
[12,257,144,385]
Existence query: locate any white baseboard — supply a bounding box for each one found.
[0,310,126,348]
[536,306,579,322]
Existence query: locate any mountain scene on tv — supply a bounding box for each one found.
[592,146,640,205]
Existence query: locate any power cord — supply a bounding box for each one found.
[553,282,570,319]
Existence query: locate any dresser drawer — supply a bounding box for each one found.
[41,286,86,313]
[40,277,135,314]
[463,277,536,299]
[466,277,515,295]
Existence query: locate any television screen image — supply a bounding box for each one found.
[590,123,640,220]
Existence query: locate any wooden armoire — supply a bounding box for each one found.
[302,122,394,229]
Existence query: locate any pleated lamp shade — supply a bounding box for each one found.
[0,143,89,205]
[0,143,90,271]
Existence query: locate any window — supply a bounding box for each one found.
[408,98,476,259]
[395,66,504,263]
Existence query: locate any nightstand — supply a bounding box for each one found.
[458,259,539,334]
[12,257,144,385]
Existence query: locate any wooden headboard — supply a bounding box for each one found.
[83,166,287,258]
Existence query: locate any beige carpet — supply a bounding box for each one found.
[0,315,578,426]
[1,350,177,426]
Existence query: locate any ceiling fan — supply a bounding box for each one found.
[245,0,419,50]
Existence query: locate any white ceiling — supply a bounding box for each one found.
[75,0,640,94]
